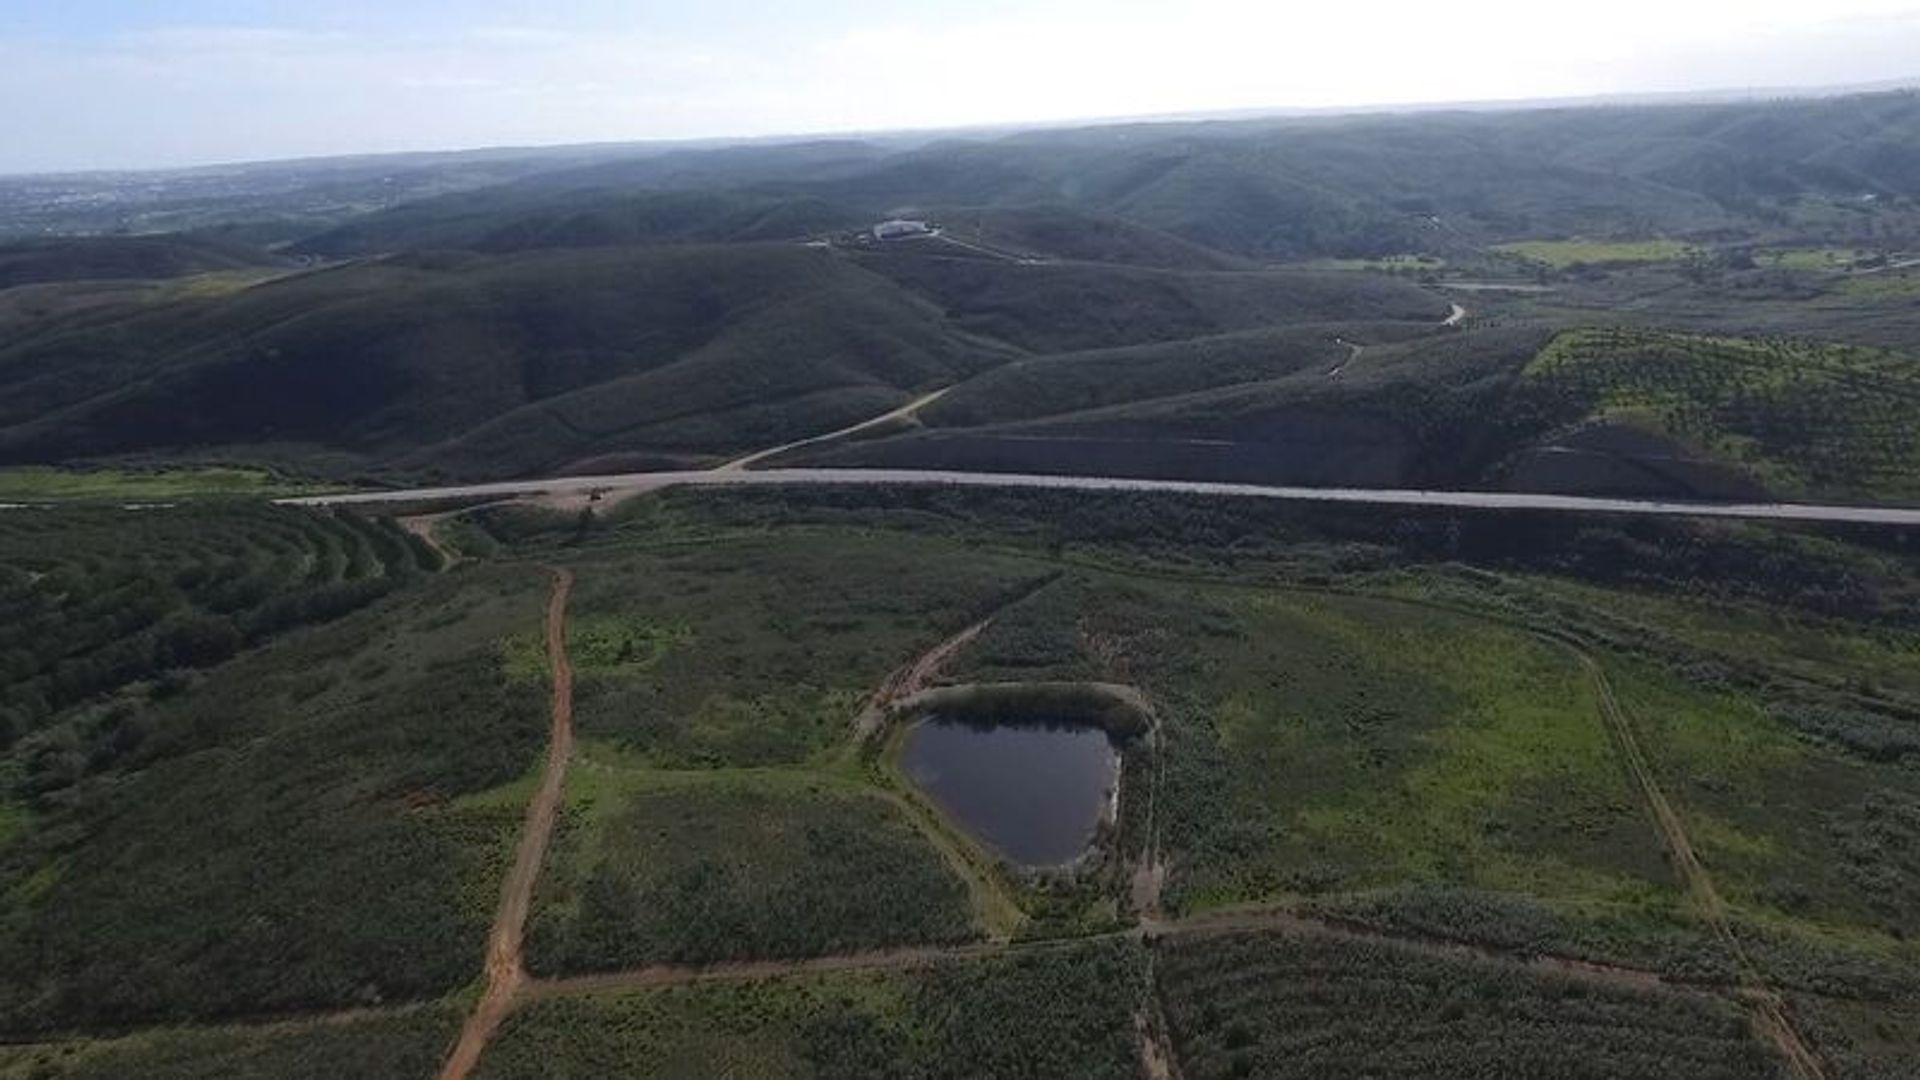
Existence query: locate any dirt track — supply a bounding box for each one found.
[850,615,992,742]
[713,386,953,472]
[397,512,458,565]
[1578,651,1828,1080]
[435,566,574,1080]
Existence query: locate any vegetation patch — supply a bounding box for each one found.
[0,466,334,501]
[900,682,1152,739]
[0,1005,461,1080]
[557,535,1048,767]
[1605,653,1920,940]
[526,777,978,973]
[481,941,1145,1080]
[1494,238,1699,267]
[953,573,1671,914]
[1518,327,1920,501]
[1,503,436,756]
[0,566,550,1032]
[1762,247,1872,271]
[1157,929,1779,1079]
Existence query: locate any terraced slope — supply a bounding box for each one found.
[0,503,436,750]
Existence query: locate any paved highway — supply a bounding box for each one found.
[280,467,1920,526]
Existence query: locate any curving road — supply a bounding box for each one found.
[280,467,1920,526]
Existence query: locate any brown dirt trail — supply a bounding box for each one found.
[851,618,992,742]
[434,566,575,1080]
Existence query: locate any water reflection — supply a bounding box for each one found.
[902,717,1117,866]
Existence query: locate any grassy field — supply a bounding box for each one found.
[0,466,336,501]
[1763,247,1872,271]
[525,769,977,972]
[955,573,1673,915]
[549,534,1049,768]
[1604,652,1920,941]
[479,942,1145,1080]
[1157,929,1780,1079]
[1494,238,1699,267]
[1832,270,1920,299]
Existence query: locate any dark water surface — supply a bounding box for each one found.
[902,718,1117,866]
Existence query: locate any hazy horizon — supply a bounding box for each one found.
[6,0,1920,173]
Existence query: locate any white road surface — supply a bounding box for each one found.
[279,467,1920,526]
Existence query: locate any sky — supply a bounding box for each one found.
[3,0,1920,173]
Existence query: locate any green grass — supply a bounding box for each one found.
[1763,247,1871,271]
[1832,271,1920,299]
[556,534,1049,768]
[502,614,690,680]
[1158,929,1779,1080]
[0,466,335,501]
[525,771,978,972]
[478,941,1145,1080]
[955,573,1671,914]
[1519,574,1920,703]
[1604,653,1920,941]
[1494,238,1699,267]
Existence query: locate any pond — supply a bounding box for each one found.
[901,717,1119,867]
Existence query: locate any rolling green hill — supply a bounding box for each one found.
[0,235,282,289]
[0,245,979,478]
[802,319,1920,504]
[0,243,1448,481]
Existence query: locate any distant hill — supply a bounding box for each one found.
[0,235,281,289]
[11,90,1920,259]
[0,244,1446,481]
[6,89,1920,495]
[291,190,867,258]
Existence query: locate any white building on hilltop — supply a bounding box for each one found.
[873,219,933,240]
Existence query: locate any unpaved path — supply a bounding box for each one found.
[847,585,1060,936]
[1577,651,1828,1080]
[850,574,1057,743]
[435,566,575,1080]
[525,941,1023,998]
[714,387,953,472]
[1135,1005,1181,1080]
[851,616,993,742]
[398,512,459,566]
[1148,906,1680,995]
[517,901,1719,1005]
